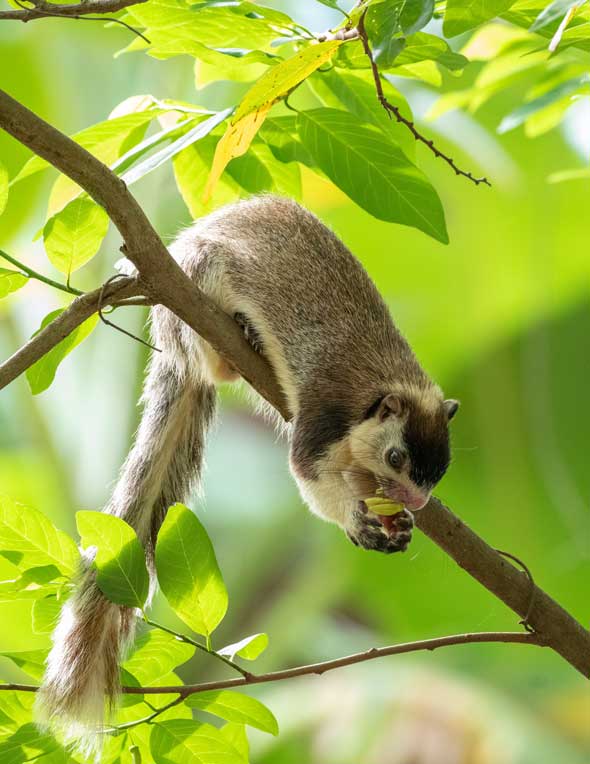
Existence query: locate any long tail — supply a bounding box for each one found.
[36,346,216,741]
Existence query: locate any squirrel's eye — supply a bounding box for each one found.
[387,448,406,470]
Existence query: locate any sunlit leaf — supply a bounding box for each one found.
[297,108,448,242]
[497,74,589,132]
[0,722,62,764]
[76,511,149,608]
[32,596,61,635]
[205,41,341,198]
[309,69,416,158]
[150,719,244,764]
[204,105,273,201]
[218,633,268,662]
[122,630,195,684]
[26,310,99,395]
[219,724,249,763]
[186,690,278,735]
[0,650,48,681]
[0,497,79,578]
[548,166,590,182]
[444,0,518,37]
[43,199,109,277]
[155,504,228,637]
[0,269,28,299]
[121,108,232,186]
[13,111,156,185]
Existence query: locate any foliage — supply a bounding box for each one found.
[1,1,590,762]
[0,500,275,763]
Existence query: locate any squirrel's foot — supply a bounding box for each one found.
[346,502,414,554]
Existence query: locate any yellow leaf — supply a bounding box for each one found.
[204,104,272,202]
[204,40,342,200]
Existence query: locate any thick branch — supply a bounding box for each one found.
[0,631,543,696]
[0,88,588,678]
[0,0,145,21]
[0,87,289,415]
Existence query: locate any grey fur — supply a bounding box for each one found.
[39,195,455,743]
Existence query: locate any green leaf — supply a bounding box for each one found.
[297,108,448,243]
[76,511,149,608]
[0,496,79,577]
[32,596,61,634]
[174,138,243,218]
[0,269,28,299]
[444,0,518,37]
[309,69,416,159]
[194,46,277,87]
[150,720,244,764]
[13,111,156,185]
[155,504,228,637]
[0,723,62,764]
[548,167,590,183]
[259,116,314,165]
[218,633,268,662]
[0,650,48,681]
[122,630,195,684]
[43,198,109,277]
[367,0,435,66]
[498,74,590,133]
[530,0,580,31]
[126,0,294,60]
[26,309,99,395]
[186,690,278,735]
[219,724,249,763]
[0,162,7,216]
[393,32,469,71]
[121,108,232,186]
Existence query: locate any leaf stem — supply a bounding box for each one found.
[0,248,83,296]
[143,617,253,679]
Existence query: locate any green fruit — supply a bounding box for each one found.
[365,497,404,516]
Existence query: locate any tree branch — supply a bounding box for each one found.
[0,631,544,697]
[0,276,146,389]
[0,0,145,22]
[356,12,491,188]
[0,87,588,678]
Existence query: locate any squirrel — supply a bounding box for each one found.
[37,195,459,741]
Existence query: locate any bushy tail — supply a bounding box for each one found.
[36,348,216,742]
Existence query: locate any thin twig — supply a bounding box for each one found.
[356,11,491,187]
[0,249,83,296]
[97,275,160,352]
[144,618,252,679]
[0,631,544,698]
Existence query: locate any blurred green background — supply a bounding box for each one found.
[0,3,589,763]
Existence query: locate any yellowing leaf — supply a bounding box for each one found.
[204,40,342,199]
[234,41,342,122]
[0,162,8,216]
[204,105,272,202]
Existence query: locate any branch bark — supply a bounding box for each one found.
[0,631,543,697]
[0,0,146,22]
[0,87,588,678]
[0,277,144,390]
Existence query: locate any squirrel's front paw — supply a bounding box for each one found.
[346,502,414,554]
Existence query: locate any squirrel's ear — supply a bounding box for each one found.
[377,394,404,422]
[444,399,460,421]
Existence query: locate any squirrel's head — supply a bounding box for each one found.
[347,387,459,510]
